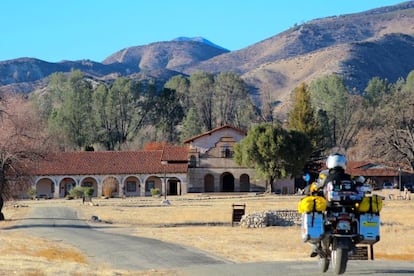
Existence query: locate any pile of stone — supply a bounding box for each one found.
[239,209,301,228]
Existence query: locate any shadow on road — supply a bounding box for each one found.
[1,217,120,231]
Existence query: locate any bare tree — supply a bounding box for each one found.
[0,93,50,220]
[258,84,277,123]
[372,85,414,170]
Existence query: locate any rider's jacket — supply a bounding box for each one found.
[316,167,352,190]
[320,167,356,202]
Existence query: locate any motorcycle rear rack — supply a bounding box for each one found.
[331,234,359,238]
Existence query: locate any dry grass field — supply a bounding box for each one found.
[1,190,413,275]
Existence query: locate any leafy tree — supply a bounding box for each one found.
[404,70,414,91]
[93,78,154,150]
[47,70,95,150]
[164,75,191,112]
[102,77,138,149]
[128,81,160,148]
[47,72,70,105]
[180,107,204,141]
[93,83,112,149]
[213,72,254,128]
[0,94,50,220]
[363,77,390,107]
[361,77,391,129]
[234,123,312,193]
[309,74,363,151]
[151,88,184,143]
[189,71,215,131]
[287,82,324,151]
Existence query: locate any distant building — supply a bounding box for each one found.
[31,145,189,198]
[346,161,414,190]
[30,125,413,199]
[28,125,301,198]
[183,124,295,194]
[184,124,260,193]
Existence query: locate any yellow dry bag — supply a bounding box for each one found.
[298,196,327,214]
[357,195,382,213]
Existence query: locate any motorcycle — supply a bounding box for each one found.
[300,180,381,275]
[318,179,363,274]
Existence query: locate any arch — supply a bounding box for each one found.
[221,172,235,192]
[204,174,215,192]
[166,177,181,195]
[102,176,120,197]
[59,177,76,198]
[36,177,54,199]
[80,177,98,197]
[145,176,162,196]
[240,174,250,192]
[124,176,141,197]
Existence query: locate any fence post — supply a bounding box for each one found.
[232,204,246,227]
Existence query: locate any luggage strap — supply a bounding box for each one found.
[311,198,316,227]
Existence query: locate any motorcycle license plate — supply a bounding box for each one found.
[337,220,351,231]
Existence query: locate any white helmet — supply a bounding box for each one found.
[326,153,347,170]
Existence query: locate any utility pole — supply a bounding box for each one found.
[161,160,170,205]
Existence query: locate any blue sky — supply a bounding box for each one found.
[0,0,406,62]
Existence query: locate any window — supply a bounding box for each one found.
[221,145,232,158]
[146,181,154,192]
[83,182,93,187]
[127,181,137,192]
[189,155,197,168]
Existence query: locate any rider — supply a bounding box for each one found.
[310,153,352,257]
[315,153,351,191]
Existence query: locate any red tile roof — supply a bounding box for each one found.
[183,124,246,143]
[32,147,189,176]
[317,161,408,177]
[161,144,190,161]
[347,161,401,177]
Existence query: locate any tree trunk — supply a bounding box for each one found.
[0,168,5,220]
[0,196,4,221]
[266,177,274,193]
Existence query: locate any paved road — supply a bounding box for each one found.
[178,260,414,275]
[6,206,227,271]
[6,206,414,275]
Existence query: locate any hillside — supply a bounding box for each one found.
[1,1,414,115]
[102,40,229,72]
[0,40,228,93]
[185,1,414,107]
[187,1,414,74]
[243,33,414,114]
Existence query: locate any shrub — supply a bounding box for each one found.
[150,188,160,197]
[69,187,85,198]
[84,187,94,197]
[27,187,36,199]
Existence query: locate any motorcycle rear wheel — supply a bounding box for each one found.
[331,248,348,275]
[318,256,329,273]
